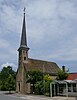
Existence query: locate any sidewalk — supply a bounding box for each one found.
[11,93,76,100]
[0,91,76,100]
[52,96,76,100]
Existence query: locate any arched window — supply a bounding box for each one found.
[24,57,26,60]
[18,83,20,92]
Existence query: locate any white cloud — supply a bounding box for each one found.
[1,62,17,71]
[0,5,21,35]
[48,48,77,61]
[0,0,77,72]
[28,0,58,19]
[0,39,10,48]
[58,0,77,20]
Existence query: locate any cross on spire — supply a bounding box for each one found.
[24,7,26,14]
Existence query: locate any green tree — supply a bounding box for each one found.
[44,75,52,96]
[27,71,53,95]
[0,66,16,91]
[35,81,44,95]
[26,71,43,93]
[26,71,43,83]
[6,75,16,93]
[56,70,68,80]
[35,74,52,95]
[44,74,52,82]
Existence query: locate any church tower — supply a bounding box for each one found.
[16,8,29,94]
[18,8,29,63]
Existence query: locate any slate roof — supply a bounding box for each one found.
[18,11,29,51]
[24,58,60,76]
[20,12,27,47]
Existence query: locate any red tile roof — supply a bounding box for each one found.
[67,73,77,80]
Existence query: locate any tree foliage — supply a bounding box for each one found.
[44,74,52,82]
[26,71,43,84]
[6,75,16,93]
[35,81,44,95]
[56,70,68,80]
[0,66,16,92]
[26,71,52,95]
[44,74,52,95]
[26,71,43,93]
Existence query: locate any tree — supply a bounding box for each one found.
[56,70,68,80]
[6,75,16,93]
[44,74,52,82]
[35,81,44,95]
[0,66,16,91]
[26,71,43,83]
[35,74,52,95]
[26,71,43,93]
[44,74,52,96]
[27,71,52,95]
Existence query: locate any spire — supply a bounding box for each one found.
[20,7,27,46]
[18,8,29,51]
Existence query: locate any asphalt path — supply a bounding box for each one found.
[0,94,25,100]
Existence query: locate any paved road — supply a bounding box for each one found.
[0,94,24,100]
[0,91,77,100]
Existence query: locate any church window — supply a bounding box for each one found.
[23,50,27,55]
[23,51,24,53]
[18,83,20,92]
[24,57,26,60]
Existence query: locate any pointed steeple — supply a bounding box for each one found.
[18,8,29,51]
[20,8,27,46]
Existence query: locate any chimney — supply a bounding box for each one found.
[62,66,65,72]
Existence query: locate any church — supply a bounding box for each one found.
[16,10,60,94]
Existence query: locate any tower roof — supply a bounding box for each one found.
[18,8,29,51]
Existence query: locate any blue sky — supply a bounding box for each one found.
[0,0,77,72]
